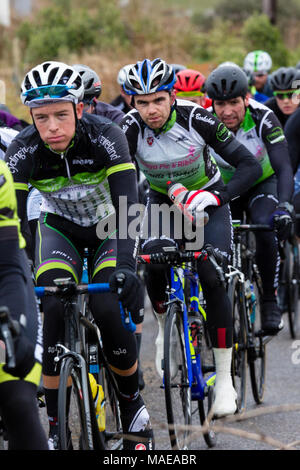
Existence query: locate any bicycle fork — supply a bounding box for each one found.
[55,344,94,450]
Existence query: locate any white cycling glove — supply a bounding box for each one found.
[184,189,221,214]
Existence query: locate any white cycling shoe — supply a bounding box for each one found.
[154,311,178,379]
[212,347,237,418]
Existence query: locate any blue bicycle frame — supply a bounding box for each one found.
[168,265,215,401]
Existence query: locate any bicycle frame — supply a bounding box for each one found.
[165,262,215,401]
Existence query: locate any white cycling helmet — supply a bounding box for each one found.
[21,61,84,107]
[117,64,135,85]
[123,58,176,95]
[243,50,272,74]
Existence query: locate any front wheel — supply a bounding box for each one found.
[163,304,191,450]
[228,276,248,413]
[248,272,266,405]
[58,357,93,450]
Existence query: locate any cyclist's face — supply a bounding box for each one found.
[31,102,84,151]
[214,96,249,131]
[134,91,175,129]
[253,73,268,91]
[275,94,300,115]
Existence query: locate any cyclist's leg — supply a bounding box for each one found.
[0,245,47,449]
[247,178,282,333]
[34,213,83,448]
[90,235,153,450]
[198,203,237,417]
[141,191,180,378]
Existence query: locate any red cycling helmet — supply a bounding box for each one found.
[174,68,206,96]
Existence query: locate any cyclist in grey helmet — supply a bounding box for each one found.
[73,63,125,124]
[265,67,300,127]
[205,64,294,331]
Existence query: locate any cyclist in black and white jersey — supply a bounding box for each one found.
[120,58,262,418]
[5,61,154,450]
[205,64,294,331]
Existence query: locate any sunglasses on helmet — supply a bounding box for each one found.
[23,84,75,100]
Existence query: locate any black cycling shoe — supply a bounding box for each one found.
[120,395,155,450]
[261,300,284,335]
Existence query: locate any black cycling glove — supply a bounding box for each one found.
[270,202,294,241]
[109,268,144,324]
[3,327,36,379]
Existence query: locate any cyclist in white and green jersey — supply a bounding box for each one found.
[121,58,262,418]
[205,64,295,334]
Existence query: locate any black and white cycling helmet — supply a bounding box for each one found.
[243,50,272,74]
[123,58,176,95]
[270,67,300,91]
[205,65,249,100]
[72,64,102,101]
[21,61,84,107]
[117,64,135,85]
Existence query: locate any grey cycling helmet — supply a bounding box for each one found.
[72,64,102,101]
[270,67,300,91]
[170,63,187,75]
[206,65,249,100]
[123,58,176,95]
[117,64,135,85]
[21,61,84,107]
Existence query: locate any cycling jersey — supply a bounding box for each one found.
[0,159,25,249]
[208,98,294,204]
[93,100,125,124]
[121,98,262,203]
[5,113,138,269]
[0,127,18,159]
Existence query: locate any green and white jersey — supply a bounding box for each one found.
[121,99,257,197]
[209,98,286,186]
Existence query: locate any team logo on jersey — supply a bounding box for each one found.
[147,137,154,146]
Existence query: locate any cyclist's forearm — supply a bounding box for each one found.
[216,144,262,203]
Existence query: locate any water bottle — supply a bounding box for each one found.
[89,373,105,432]
[167,181,209,227]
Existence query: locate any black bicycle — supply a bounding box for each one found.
[228,221,275,410]
[277,227,300,339]
[35,275,132,450]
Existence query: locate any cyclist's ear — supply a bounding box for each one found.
[170,89,177,104]
[76,102,84,119]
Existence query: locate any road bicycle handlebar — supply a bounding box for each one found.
[232,221,273,232]
[35,280,136,333]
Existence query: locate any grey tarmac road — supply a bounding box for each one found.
[25,294,300,451]
[139,296,300,451]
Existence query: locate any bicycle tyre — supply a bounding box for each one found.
[286,241,300,339]
[228,276,247,413]
[58,356,93,450]
[248,270,266,404]
[164,303,191,450]
[100,368,123,450]
[198,385,216,448]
